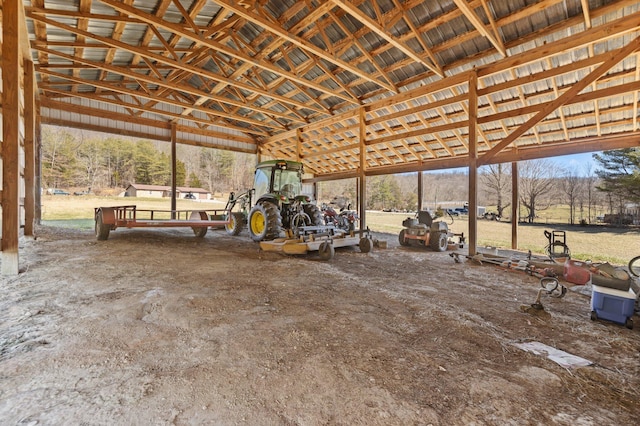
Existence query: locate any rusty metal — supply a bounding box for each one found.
[94,205,231,239]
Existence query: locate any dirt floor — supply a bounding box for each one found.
[1,225,639,425]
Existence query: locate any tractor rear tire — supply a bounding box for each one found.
[248,201,283,242]
[303,204,324,226]
[95,210,110,241]
[430,232,447,252]
[225,212,244,236]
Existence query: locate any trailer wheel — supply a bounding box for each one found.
[193,226,208,238]
[225,212,244,236]
[319,241,335,260]
[248,201,283,242]
[359,237,373,253]
[398,230,410,246]
[590,310,598,321]
[95,210,110,241]
[190,211,208,238]
[625,318,633,329]
[430,232,447,252]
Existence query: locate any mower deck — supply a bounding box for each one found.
[259,226,374,260]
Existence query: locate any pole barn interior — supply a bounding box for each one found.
[2,2,640,424]
[2,1,640,269]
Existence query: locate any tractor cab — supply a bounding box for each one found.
[253,160,305,204]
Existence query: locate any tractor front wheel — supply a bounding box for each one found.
[248,201,283,242]
[225,212,244,236]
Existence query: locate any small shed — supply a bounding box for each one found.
[176,187,210,200]
[125,184,210,200]
[125,184,169,198]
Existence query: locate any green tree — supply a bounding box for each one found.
[41,127,78,189]
[593,148,640,203]
[368,175,401,210]
[101,138,136,188]
[188,172,202,188]
[133,141,157,184]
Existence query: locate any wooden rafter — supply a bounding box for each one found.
[14,0,640,181]
[452,0,506,57]
[330,0,444,78]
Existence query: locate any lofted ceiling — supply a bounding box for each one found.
[23,0,640,179]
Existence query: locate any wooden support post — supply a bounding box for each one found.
[35,114,43,224]
[170,122,177,219]
[296,128,302,162]
[2,0,21,275]
[24,59,36,237]
[355,177,360,212]
[358,107,367,230]
[417,171,423,211]
[511,161,519,249]
[468,71,478,256]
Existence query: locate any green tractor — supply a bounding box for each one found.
[247,159,324,242]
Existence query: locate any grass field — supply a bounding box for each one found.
[41,195,639,266]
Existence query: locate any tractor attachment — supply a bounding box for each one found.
[259,227,374,260]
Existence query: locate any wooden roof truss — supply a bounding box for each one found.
[22,0,640,178]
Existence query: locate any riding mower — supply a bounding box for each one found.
[398,210,465,251]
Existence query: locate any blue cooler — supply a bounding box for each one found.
[590,284,636,329]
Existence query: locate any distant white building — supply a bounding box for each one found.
[124,184,210,200]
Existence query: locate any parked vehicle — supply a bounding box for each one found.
[454,207,468,214]
[50,189,70,195]
[247,159,323,242]
[446,209,460,217]
[398,210,465,251]
[483,211,500,221]
[322,202,359,232]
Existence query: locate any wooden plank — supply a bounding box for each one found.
[2,0,21,275]
[468,71,479,256]
[511,162,518,250]
[23,59,36,237]
[359,107,367,231]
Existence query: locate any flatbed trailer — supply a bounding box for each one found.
[259,226,374,260]
[94,205,230,240]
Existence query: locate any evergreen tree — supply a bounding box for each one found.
[188,172,202,188]
[593,148,640,203]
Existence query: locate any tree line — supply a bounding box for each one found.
[41,127,639,224]
[41,127,254,195]
[319,149,640,225]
